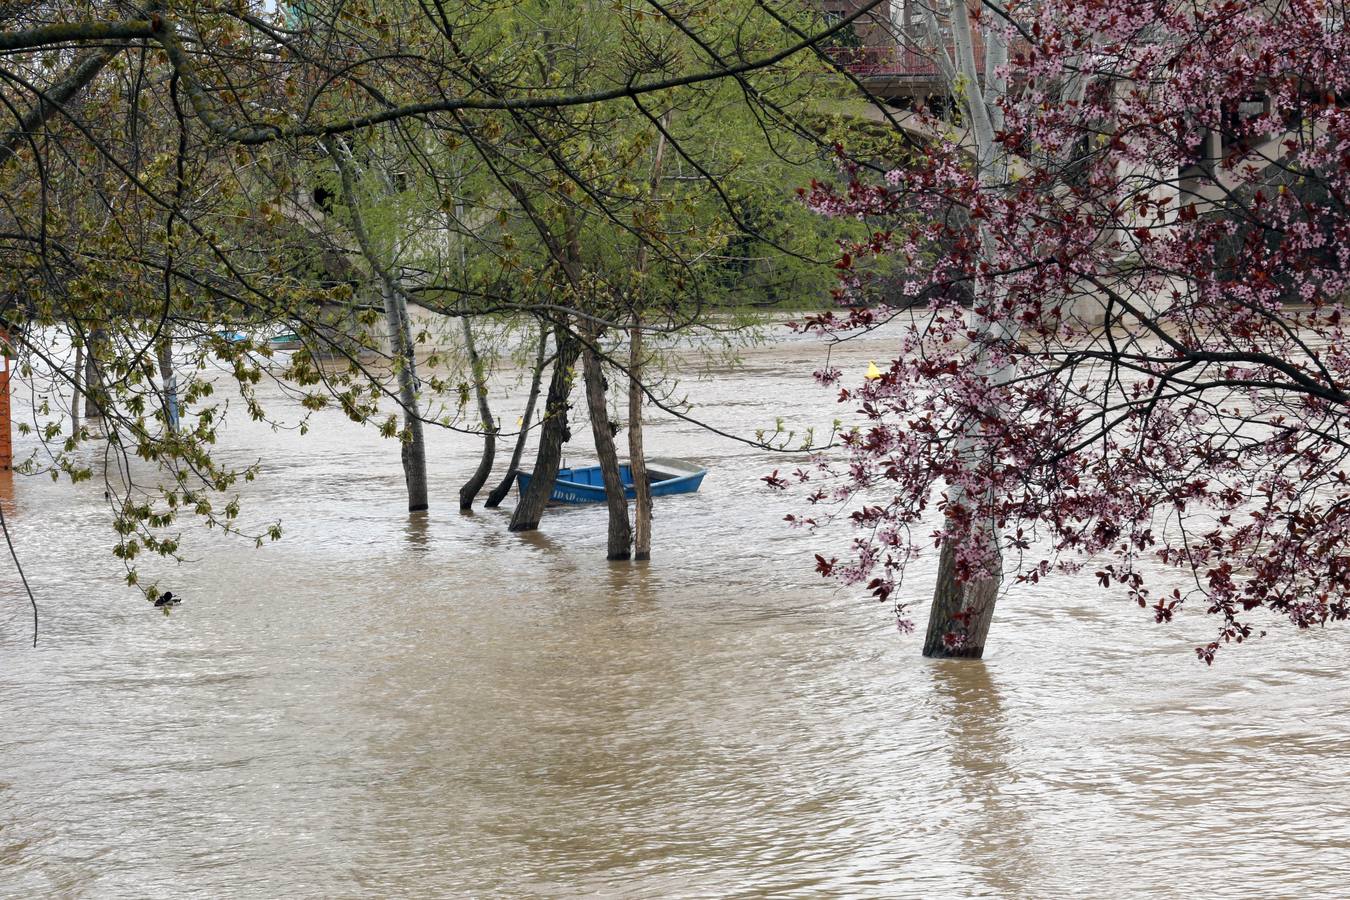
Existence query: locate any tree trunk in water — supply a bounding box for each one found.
[71,339,82,437]
[581,334,631,560]
[627,320,652,561]
[325,136,427,511]
[458,319,497,510]
[486,324,548,508]
[624,111,668,561]
[381,280,429,512]
[83,331,100,431]
[156,333,179,432]
[509,328,579,531]
[907,0,1009,660]
[922,529,1001,659]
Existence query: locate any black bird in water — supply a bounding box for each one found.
[153,591,180,608]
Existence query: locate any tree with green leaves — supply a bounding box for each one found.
[0,0,873,618]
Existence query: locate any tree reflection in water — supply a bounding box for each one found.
[403,509,430,551]
[928,660,1041,895]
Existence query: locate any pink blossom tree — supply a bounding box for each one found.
[785,0,1350,661]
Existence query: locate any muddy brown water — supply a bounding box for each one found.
[1,328,1347,897]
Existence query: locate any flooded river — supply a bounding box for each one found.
[1,328,1347,897]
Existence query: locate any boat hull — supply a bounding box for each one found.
[515,460,706,505]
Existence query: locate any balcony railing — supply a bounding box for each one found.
[824,32,987,81]
[825,45,942,78]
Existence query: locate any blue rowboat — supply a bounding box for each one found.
[269,331,302,350]
[516,457,706,505]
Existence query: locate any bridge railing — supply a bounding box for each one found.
[823,38,985,81]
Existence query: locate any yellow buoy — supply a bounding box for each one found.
[865,361,883,381]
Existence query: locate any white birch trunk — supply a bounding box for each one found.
[920,1,1014,658]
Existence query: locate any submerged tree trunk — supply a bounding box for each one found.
[382,280,429,512]
[922,532,1001,658]
[458,319,496,510]
[83,330,101,432]
[71,338,83,437]
[921,273,1014,657]
[328,135,429,513]
[581,332,631,560]
[626,113,669,562]
[156,332,179,432]
[627,319,652,561]
[509,327,579,531]
[916,11,1012,659]
[487,324,548,508]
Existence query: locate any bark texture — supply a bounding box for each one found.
[627,321,652,561]
[917,0,1012,659]
[327,137,429,512]
[381,280,428,512]
[922,533,1001,659]
[71,339,82,437]
[509,327,578,531]
[458,319,496,510]
[156,333,178,432]
[581,335,631,560]
[625,114,668,562]
[83,331,100,430]
[486,324,548,508]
